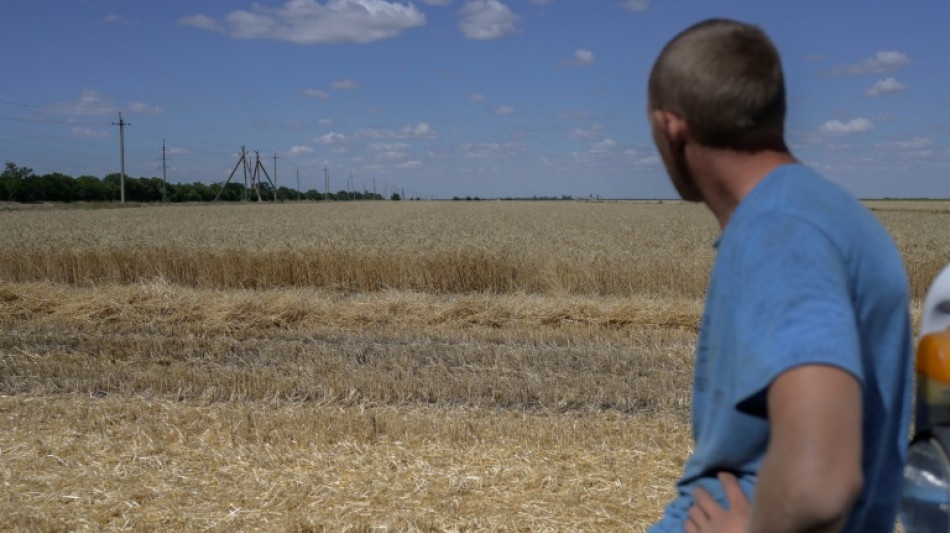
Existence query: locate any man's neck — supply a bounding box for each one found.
[687,143,798,230]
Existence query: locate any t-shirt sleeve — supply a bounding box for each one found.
[730,212,863,417]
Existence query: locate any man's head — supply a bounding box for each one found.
[648,19,787,201]
[649,18,786,147]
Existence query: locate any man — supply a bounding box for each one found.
[645,19,913,533]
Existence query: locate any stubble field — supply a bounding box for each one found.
[0,199,946,531]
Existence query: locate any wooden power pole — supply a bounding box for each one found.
[272,151,279,202]
[112,112,129,203]
[161,139,168,202]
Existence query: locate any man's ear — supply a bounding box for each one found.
[652,109,688,148]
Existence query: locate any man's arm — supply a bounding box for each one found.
[687,364,863,533]
[748,364,863,532]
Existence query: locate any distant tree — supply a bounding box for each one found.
[37,172,76,202]
[138,177,165,202]
[0,162,33,201]
[390,192,401,201]
[75,175,109,201]
[103,173,123,201]
[216,182,245,202]
[1,162,33,180]
[277,186,298,201]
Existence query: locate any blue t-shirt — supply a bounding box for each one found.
[649,164,913,532]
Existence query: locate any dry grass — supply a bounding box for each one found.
[1,280,696,531]
[0,397,690,532]
[0,202,717,297]
[0,282,698,413]
[0,200,945,531]
[0,201,945,298]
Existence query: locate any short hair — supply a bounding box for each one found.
[648,19,786,147]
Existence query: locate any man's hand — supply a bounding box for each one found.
[685,472,750,533]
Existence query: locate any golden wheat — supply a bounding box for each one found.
[0,200,945,531]
[1,201,945,297]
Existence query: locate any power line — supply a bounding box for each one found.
[132,121,236,155]
[0,114,107,126]
[0,98,101,115]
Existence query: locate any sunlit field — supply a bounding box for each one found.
[1,200,946,531]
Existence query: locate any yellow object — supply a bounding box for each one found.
[916,330,950,404]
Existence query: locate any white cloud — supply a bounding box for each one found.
[370,142,411,151]
[422,0,452,4]
[332,79,361,90]
[396,160,421,169]
[865,77,908,96]
[879,137,934,150]
[358,128,392,139]
[622,146,660,167]
[558,110,592,121]
[358,122,435,139]
[315,132,347,144]
[54,90,117,116]
[318,118,334,127]
[181,0,426,45]
[459,0,520,40]
[573,49,594,65]
[288,145,314,156]
[104,14,135,26]
[469,92,487,102]
[128,102,164,116]
[462,141,525,159]
[622,0,650,12]
[831,51,911,76]
[168,147,190,156]
[559,48,595,67]
[570,125,602,140]
[403,122,433,137]
[493,105,515,116]
[371,142,411,159]
[819,118,875,134]
[591,138,618,152]
[304,88,330,99]
[177,14,224,33]
[71,126,109,139]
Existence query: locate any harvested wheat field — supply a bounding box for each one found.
[0,200,947,531]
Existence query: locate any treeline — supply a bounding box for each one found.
[0,162,387,203]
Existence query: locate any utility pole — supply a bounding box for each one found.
[160,139,169,202]
[272,151,279,202]
[253,151,263,201]
[213,146,249,202]
[242,146,250,201]
[373,178,377,200]
[112,112,129,203]
[296,168,301,201]
[324,165,330,201]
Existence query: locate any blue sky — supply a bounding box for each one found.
[1,0,948,199]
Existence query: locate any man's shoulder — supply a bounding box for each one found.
[729,164,887,251]
[744,164,862,220]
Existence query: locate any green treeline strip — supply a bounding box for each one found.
[0,162,385,203]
